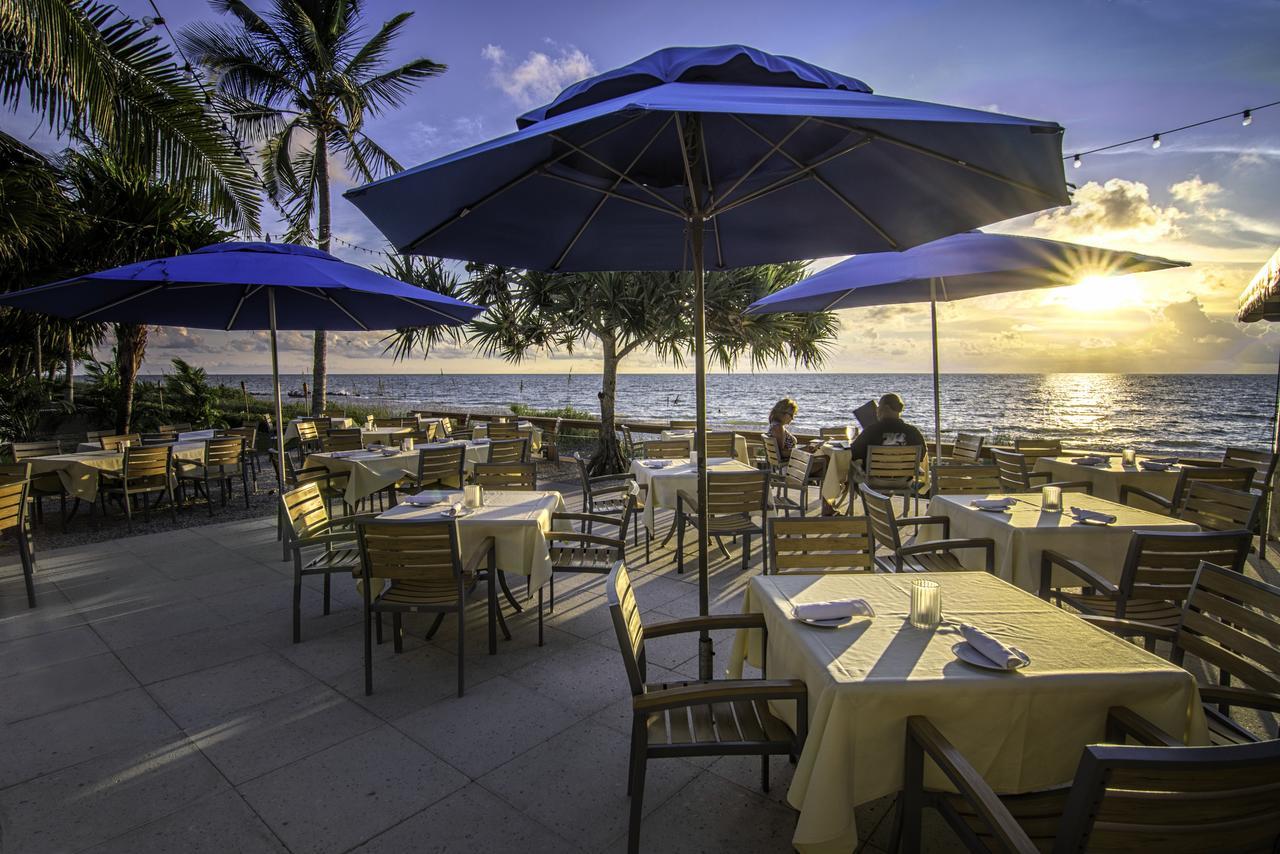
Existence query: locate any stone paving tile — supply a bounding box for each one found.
[85,597,232,651]
[148,651,319,730]
[0,582,87,641]
[82,789,288,853]
[237,724,469,854]
[0,651,137,723]
[115,621,270,685]
[0,622,107,679]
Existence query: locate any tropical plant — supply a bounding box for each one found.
[182,0,448,415]
[165,358,225,428]
[377,256,466,359]
[0,0,260,229]
[0,374,71,443]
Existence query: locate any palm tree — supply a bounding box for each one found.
[181,0,447,416]
[0,0,261,229]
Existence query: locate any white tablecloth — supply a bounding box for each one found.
[377,489,567,595]
[659,430,750,464]
[1034,455,1181,507]
[813,444,853,501]
[472,422,543,453]
[305,441,489,506]
[629,457,757,534]
[727,573,1207,854]
[26,442,207,502]
[283,417,355,444]
[925,492,1199,592]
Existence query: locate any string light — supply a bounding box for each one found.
[1072,154,1081,169]
[1151,133,1161,149]
[1243,109,1253,127]
[1064,99,1276,168]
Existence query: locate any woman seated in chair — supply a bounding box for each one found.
[767,398,799,462]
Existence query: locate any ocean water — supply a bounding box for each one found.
[200,372,1278,457]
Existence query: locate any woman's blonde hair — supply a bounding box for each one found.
[768,398,798,424]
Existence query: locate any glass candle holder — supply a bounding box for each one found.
[1122,448,1136,467]
[910,579,942,629]
[1041,485,1063,513]
[463,484,483,508]
[401,437,414,452]
[689,450,699,467]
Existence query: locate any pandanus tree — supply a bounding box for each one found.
[181,0,447,416]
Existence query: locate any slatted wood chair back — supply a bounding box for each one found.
[620,424,639,458]
[1178,482,1261,533]
[990,449,1035,491]
[705,470,769,515]
[357,520,463,604]
[412,422,438,444]
[203,436,244,468]
[1115,530,1251,618]
[768,516,874,574]
[1222,446,1277,493]
[643,439,688,460]
[0,479,29,535]
[448,426,474,442]
[606,562,647,696]
[669,419,697,430]
[0,462,30,485]
[1175,562,1280,697]
[100,433,141,452]
[295,420,320,443]
[486,422,520,441]
[472,462,536,491]
[742,435,766,467]
[1053,739,1280,854]
[438,417,454,437]
[9,440,61,461]
[933,464,1002,495]
[865,445,922,481]
[220,425,257,448]
[819,426,853,442]
[323,429,363,452]
[783,448,821,490]
[373,417,415,429]
[85,429,112,442]
[122,444,172,486]
[486,437,528,464]
[1013,437,1061,458]
[702,431,738,459]
[141,431,177,445]
[415,445,465,489]
[759,432,783,471]
[1170,466,1255,513]
[951,432,985,463]
[159,422,192,433]
[859,484,902,553]
[281,482,331,540]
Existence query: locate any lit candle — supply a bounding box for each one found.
[464,484,483,508]
[910,579,942,629]
[1122,448,1136,467]
[1041,485,1062,513]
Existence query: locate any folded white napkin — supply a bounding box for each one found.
[380,448,400,456]
[444,502,467,517]
[793,599,876,621]
[960,624,1023,670]
[971,497,1016,510]
[642,460,671,468]
[403,490,453,507]
[1148,456,1179,465]
[1073,455,1109,466]
[330,450,364,458]
[1139,460,1175,471]
[1069,506,1116,524]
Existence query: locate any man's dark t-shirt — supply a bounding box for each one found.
[848,416,925,462]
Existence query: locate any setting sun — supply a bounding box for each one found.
[1054,274,1143,313]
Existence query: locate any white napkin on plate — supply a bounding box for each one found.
[960,624,1023,669]
[642,460,670,469]
[403,490,453,507]
[793,599,875,621]
[1147,456,1179,465]
[1069,506,1116,524]
[1139,460,1175,471]
[1073,455,1109,466]
[970,497,1016,510]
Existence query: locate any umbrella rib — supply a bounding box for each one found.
[709,117,811,217]
[317,290,369,331]
[727,115,900,249]
[540,172,686,219]
[674,113,700,216]
[811,117,1064,202]
[390,294,469,325]
[546,131,685,215]
[225,284,262,331]
[708,138,874,219]
[73,284,166,320]
[552,115,675,271]
[404,113,651,253]
[699,122,725,268]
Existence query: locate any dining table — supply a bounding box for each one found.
[472,421,543,453]
[629,456,758,535]
[659,429,750,465]
[25,442,208,502]
[1034,455,1182,507]
[727,572,1208,854]
[304,440,490,507]
[923,492,1199,592]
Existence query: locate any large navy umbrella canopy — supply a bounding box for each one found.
[0,242,482,330]
[345,44,1071,271]
[745,231,1189,314]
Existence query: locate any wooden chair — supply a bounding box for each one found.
[860,484,994,573]
[84,429,112,444]
[293,419,323,463]
[1013,437,1062,458]
[98,444,176,532]
[356,519,502,697]
[620,424,641,459]
[1040,529,1251,634]
[820,425,853,442]
[485,437,528,465]
[1218,447,1278,557]
[990,449,1093,494]
[642,439,688,460]
[772,447,826,517]
[219,425,260,488]
[372,417,415,429]
[175,436,250,515]
[897,708,1280,854]
[320,428,363,453]
[669,419,697,430]
[606,562,807,854]
[863,444,924,514]
[767,516,874,574]
[8,440,71,524]
[0,479,36,607]
[99,433,141,452]
[1176,481,1262,534]
[1121,465,1255,517]
[759,432,786,478]
[140,431,177,445]
[702,431,738,459]
[1087,561,1280,746]
[572,453,647,557]
[485,421,521,441]
[400,445,466,492]
[932,464,1002,496]
[159,422,192,433]
[269,448,351,558]
[409,422,438,445]
[946,432,984,463]
[472,462,537,491]
[742,434,767,470]
[448,425,474,442]
[280,483,367,643]
[539,497,636,645]
[675,470,769,574]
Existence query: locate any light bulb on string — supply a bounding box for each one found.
[1243,110,1253,127]
[1072,155,1081,169]
[1151,134,1161,149]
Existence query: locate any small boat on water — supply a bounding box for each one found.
[286,389,306,398]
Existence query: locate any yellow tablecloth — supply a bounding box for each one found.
[659,430,750,464]
[305,442,490,506]
[359,426,414,445]
[26,442,207,502]
[472,422,543,453]
[925,493,1199,592]
[377,490,567,595]
[727,572,1207,854]
[283,417,355,444]
[629,457,757,534]
[813,444,852,501]
[1034,455,1181,507]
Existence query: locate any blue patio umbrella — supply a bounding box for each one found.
[344,45,1073,678]
[746,230,1188,458]
[0,241,483,476]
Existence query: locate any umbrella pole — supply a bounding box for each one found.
[930,278,942,465]
[269,290,287,497]
[692,217,713,681]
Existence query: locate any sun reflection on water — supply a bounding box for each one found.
[1035,373,1123,432]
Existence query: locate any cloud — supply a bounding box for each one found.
[482,42,595,108]
[1028,178,1186,244]
[408,115,488,159]
[1169,176,1222,205]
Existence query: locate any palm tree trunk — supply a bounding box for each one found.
[116,323,147,432]
[310,136,330,417]
[34,319,42,379]
[590,335,627,475]
[66,328,74,404]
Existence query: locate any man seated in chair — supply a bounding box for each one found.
[848,393,925,482]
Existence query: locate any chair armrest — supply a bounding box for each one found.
[898,515,950,538]
[462,536,495,575]
[546,531,624,549]
[1118,485,1171,512]
[1080,615,1177,643]
[553,511,626,528]
[634,678,805,714]
[675,489,698,511]
[642,612,766,639]
[1027,470,1052,485]
[328,513,381,529]
[906,717,1037,854]
[1105,706,1183,747]
[1044,480,1093,494]
[900,537,993,558]
[1040,549,1119,599]
[1198,685,1280,714]
[293,532,359,549]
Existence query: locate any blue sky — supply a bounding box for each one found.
[5,0,1279,374]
